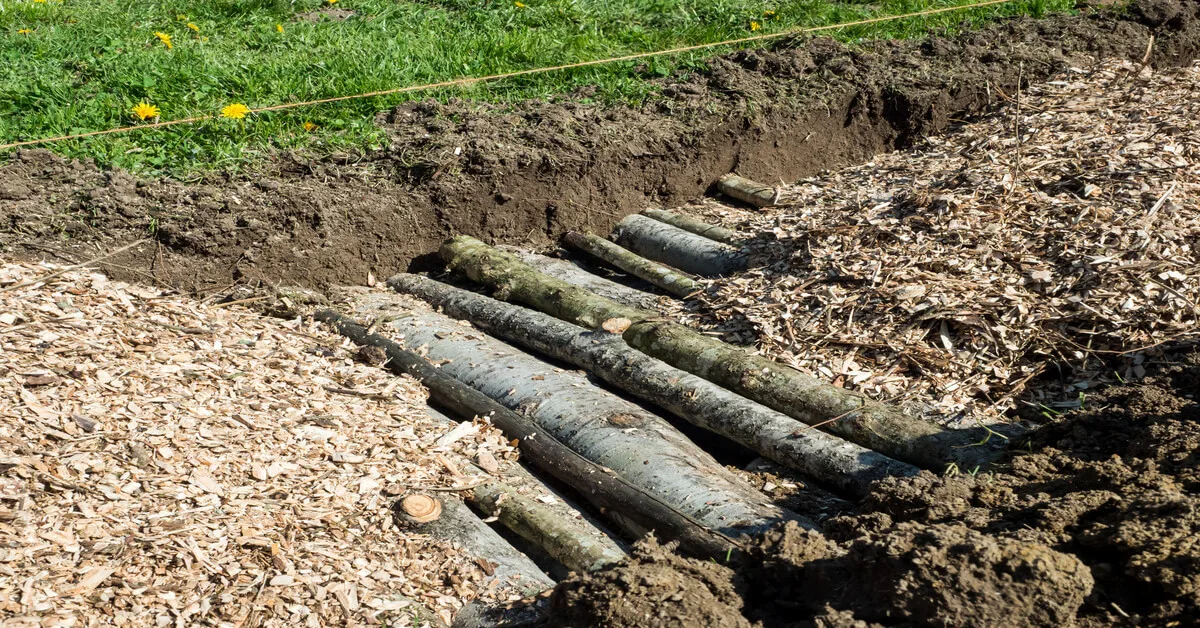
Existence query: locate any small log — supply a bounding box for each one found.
[343,294,798,539]
[406,495,554,596]
[438,237,1003,471]
[512,251,665,310]
[313,309,740,559]
[641,208,739,245]
[717,173,779,207]
[424,408,627,574]
[390,274,919,496]
[561,231,700,298]
[611,214,747,277]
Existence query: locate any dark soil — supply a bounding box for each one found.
[546,349,1200,627]
[3,1,1199,292]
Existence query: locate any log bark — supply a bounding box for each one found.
[438,237,1004,471]
[561,231,700,298]
[717,173,780,207]
[641,209,739,245]
[511,251,665,310]
[391,274,918,497]
[313,309,741,559]
[611,214,748,277]
[424,408,627,574]
[343,293,800,539]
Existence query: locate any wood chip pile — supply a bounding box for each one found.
[0,261,520,627]
[681,59,1200,426]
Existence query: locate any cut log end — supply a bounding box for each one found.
[399,494,444,524]
[717,174,780,208]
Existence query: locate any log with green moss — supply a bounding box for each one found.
[439,236,1002,471]
[561,231,700,298]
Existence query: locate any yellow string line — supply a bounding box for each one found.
[0,0,1014,151]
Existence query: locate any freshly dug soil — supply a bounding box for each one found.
[547,349,1200,626]
[3,0,1199,292]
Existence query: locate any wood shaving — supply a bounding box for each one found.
[0,261,521,627]
[678,59,1200,427]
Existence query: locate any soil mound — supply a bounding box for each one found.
[3,1,1199,292]
[547,349,1200,626]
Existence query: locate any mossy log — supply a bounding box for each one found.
[438,236,1003,471]
[314,309,740,559]
[512,251,666,310]
[641,208,740,245]
[717,173,780,207]
[391,273,919,496]
[561,231,700,298]
[611,215,748,277]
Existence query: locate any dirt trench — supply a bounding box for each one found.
[3,1,1199,292]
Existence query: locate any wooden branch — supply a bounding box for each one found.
[561,231,700,298]
[512,251,666,310]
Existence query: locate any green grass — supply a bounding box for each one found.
[0,0,1073,176]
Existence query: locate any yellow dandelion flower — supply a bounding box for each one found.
[154,31,173,49]
[302,121,317,132]
[514,1,525,6]
[276,24,284,33]
[763,10,775,17]
[18,28,32,34]
[131,102,160,121]
[750,21,761,31]
[177,14,188,21]
[327,0,337,4]
[220,103,251,120]
[33,0,47,4]
[187,22,199,32]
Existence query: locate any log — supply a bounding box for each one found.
[424,408,627,574]
[438,237,1003,471]
[641,208,739,245]
[407,493,554,596]
[611,214,747,277]
[390,274,919,497]
[561,231,700,298]
[343,293,800,539]
[717,173,779,207]
[313,309,740,559]
[512,251,665,310]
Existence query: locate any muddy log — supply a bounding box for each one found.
[561,231,700,298]
[717,173,780,207]
[390,273,918,496]
[642,208,740,245]
[314,309,741,559]
[438,237,1002,471]
[344,293,800,539]
[423,408,627,574]
[512,251,665,310]
[611,214,748,277]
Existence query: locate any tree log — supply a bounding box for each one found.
[313,309,741,559]
[561,231,700,298]
[717,173,780,207]
[512,251,665,310]
[343,293,800,539]
[438,237,1003,471]
[423,408,627,574]
[641,208,739,245]
[391,274,918,496]
[611,214,747,276]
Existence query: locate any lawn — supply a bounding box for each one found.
[0,0,1072,175]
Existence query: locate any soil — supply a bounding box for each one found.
[546,349,1200,626]
[3,0,1199,293]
